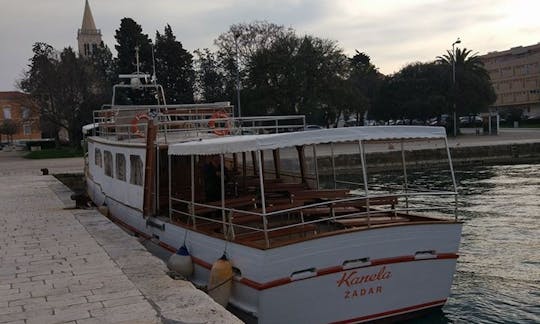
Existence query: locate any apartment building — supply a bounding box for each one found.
[480,42,540,119]
[0,91,41,142]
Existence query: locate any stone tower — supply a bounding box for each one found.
[77,0,102,57]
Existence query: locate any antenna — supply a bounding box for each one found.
[151,44,157,85]
[135,46,140,75]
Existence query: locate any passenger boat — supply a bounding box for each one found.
[84,73,462,323]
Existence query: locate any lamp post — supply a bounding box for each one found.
[233,31,242,118]
[452,37,461,136]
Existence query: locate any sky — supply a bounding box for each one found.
[0,0,539,91]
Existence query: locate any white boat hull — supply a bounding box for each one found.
[86,139,462,323]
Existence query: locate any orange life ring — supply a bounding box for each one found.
[208,111,231,136]
[131,113,150,138]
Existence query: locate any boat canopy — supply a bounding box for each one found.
[168,126,447,156]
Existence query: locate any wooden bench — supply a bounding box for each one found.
[235,224,317,242]
[334,216,409,227]
[192,195,257,215]
[331,196,398,209]
[291,189,350,201]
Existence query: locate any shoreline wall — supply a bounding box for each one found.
[317,142,540,173]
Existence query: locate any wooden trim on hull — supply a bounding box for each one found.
[104,211,458,293]
[329,299,447,324]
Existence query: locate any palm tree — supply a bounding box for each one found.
[436,47,488,77]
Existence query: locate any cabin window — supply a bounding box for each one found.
[130,155,143,186]
[104,151,113,177]
[116,153,126,181]
[94,148,102,167]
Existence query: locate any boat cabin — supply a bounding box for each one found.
[166,127,459,249]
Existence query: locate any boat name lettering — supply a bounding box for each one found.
[336,266,391,288]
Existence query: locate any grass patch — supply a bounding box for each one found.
[24,147,84,159]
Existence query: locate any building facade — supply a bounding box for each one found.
[77,0,102,58]
[0,92,41,142]
[480,43,540,119]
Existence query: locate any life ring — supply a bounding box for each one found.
[131,113,150,138]
[208,111,231,136]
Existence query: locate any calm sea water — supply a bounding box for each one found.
[404,164,540,324]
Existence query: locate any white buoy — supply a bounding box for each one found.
[167,245,194,277]
[208,254,233,307]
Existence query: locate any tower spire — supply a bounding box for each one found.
[81,0,97,31]
[77,0,102,58]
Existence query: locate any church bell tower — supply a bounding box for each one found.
[77,0,102,58]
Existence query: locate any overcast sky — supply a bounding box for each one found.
[1,0,539,90]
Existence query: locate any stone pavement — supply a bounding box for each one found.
[0,155,241,324]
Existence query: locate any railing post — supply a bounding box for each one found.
[257,150,269,248]
[220,154,227,236]
[444,138,459,221]
[358,140,370,227]
[168,154,172,222]
[401,140,409,215]
[191,155,196,228]
[312,144,320,190]
[331,142,337,189]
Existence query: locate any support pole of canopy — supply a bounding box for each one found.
[331,142,337,189]
[401,140,409,215]
[220,154,227,236]
[444,138,459,222]
[260,150,265,181]
[242,152,247,194]
[143,119,157,217]
[272,149,281,179]
[191,155,196,228]
[296,146,307,185]
[257,150,269,248]
[312,144,319,189]
[358,140,370,227]
[168,154,172,222]
[251,151,257,176]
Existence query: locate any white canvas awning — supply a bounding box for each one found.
[168,126,447,156]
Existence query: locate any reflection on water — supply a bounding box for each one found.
[406,164,540,323]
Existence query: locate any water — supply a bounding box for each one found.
[406,164,540,323]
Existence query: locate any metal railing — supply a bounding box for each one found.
[169,190,458,248]
[91,104,306,142]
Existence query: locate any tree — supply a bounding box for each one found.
[244,33,350,124]
[155,24,195,104]
[114,18,153,75]
[0,119,19,143]
[372,62,450,123]
[348,51,383,125]
[436,47,496,116]
[19,43,106,146]
[194,49,228,102]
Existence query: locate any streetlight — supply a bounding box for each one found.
[233,31,242,118]
[452,37,461,136]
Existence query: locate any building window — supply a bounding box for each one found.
[21,107,30,119]
[95,148,102,167]
[116,153,126,181]
[3,107,11,119]
[130,155,143,186]
[104,150,113,177]
[23,124,31,135]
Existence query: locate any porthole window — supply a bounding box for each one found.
[116,153,126,181]
[130,155,143,186]
[95,148,102,167]
[104,151,113,177]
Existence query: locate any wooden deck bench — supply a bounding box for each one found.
[334,215,409,227]
[291,189,350,201]
[331,196,398,209]
[301,206,361,217]
[235,224,317,242]
[192,195,257,215]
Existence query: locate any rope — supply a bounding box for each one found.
[207,276,233,293]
